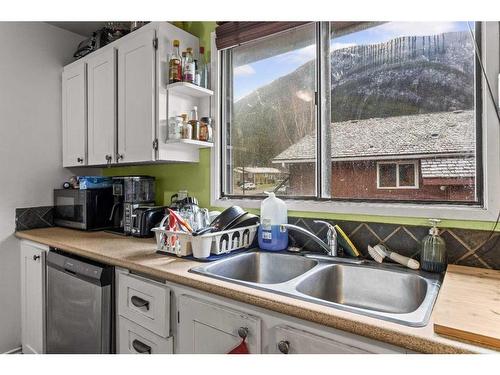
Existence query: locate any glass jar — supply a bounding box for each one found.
[168,116,183,141]
[199,117,213,142]
[180,114,192,140]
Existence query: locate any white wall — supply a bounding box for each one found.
[0,22,87,353]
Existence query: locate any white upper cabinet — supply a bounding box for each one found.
[61,22,206,167]
[117,28,156,164]
[62,61,87,167]
[86,48,117,166]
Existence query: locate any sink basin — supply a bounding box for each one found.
[190,250,441,326]
[196,251,318,284]
[295,264,427,314]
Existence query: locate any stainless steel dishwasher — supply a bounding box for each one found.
[46,250,113,353]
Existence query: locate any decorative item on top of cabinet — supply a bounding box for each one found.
[177,294,261,354]
[20,240,48,354]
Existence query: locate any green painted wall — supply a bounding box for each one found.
[103,21,499,232]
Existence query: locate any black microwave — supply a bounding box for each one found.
[54,188,114,230]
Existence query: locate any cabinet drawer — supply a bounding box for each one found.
[117,272,170,337]
[271,325,369,354]
[118,317,173,354]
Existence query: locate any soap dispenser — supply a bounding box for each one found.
[420,219,447,273]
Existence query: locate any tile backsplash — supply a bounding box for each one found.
[14,205,499,270]
[15,206,54,231]
[288,217,500,270]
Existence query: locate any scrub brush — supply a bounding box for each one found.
[368,244,420,270]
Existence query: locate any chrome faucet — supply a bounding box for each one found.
[282,220,338,257]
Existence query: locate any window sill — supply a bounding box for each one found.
[211,196,497,222]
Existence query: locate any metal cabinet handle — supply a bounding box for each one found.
[33,255,40,261]
[105,154,112,165]
[278,340,290,354]
[116,153,124,162]
[132,339,151,354]
[77,157,84,163]
[238,327,249,339]
[131,296,150,310]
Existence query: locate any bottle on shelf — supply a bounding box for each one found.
[199,117,213,142]
[183,48,195,84]
[194,60,201,86]
[189,106,200,140]
[181,51,187,81]
[180,113,192,140]
[199,46,209,89]
[168,40,182,83]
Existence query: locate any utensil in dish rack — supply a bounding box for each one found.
[191,206,246,236]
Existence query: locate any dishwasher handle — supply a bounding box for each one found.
[132,339,151,354]
[131,296,150,311]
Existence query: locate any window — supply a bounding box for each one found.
[377,162,418,189]
[219,22,482,205]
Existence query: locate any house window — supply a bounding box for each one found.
[377,162,418,189]
[219,22,482,205]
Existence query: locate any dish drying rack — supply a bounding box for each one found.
[153,224,259,257]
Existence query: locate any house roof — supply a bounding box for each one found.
[421,157,476,178]
[273,110,475,163]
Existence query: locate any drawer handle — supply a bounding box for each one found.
[278,340,290,354]
[132,339,151,354]
[131,296,150,311]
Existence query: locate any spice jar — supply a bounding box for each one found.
[199,117,213,142]
[168,116,183,141]
[180,114,192,140]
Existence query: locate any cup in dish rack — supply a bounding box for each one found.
[191,235,212,259]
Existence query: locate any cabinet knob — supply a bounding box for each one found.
[105,154,112,165]
[238,327,249,339]
[278,340,290,354]
[33,255,40,261]
[116,153,124,162]
[77,157,84,163]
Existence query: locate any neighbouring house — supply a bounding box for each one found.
[272,110,477,201]
[233,166,286,186]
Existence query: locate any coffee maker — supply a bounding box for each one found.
[109,176,156,235]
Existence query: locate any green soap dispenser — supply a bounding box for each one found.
[420,219,447,273]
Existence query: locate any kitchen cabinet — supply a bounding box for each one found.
[61,22,206,167]
[177,295,261,354]
[86,48,117,166]
[117,28,156,164]
[118,317,174,354]
[20,240,48,354]
[62,61,87,167]
[269,325,369,354]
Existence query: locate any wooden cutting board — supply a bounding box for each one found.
[433,264,500,349]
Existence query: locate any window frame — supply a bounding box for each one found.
[376,161,419,190]
[210,22,500,222]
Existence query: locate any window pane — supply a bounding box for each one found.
[379,164,397,188]
[399,163,416,187]
[224,23,317,197]
[328,21,477,202]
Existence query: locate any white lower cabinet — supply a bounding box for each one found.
[118,317,173,354]
[116,268,173,354]
[177,295,261,354]
[20,240,48,354]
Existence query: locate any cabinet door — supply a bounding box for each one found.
[270,325,369,354]
[117,28,156,163]
[87,48,116,165]
[20,241,47,354]
[178,295,261,354]
[62,62,87,167]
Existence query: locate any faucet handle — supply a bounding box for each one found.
[313,220,337,256]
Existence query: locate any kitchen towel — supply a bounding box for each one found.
[228,338,249,354]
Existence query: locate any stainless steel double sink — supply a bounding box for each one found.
[190,250,442,327]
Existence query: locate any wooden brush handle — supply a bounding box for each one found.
[389,252,420,270]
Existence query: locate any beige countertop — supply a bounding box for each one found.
[15,227,498,354]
